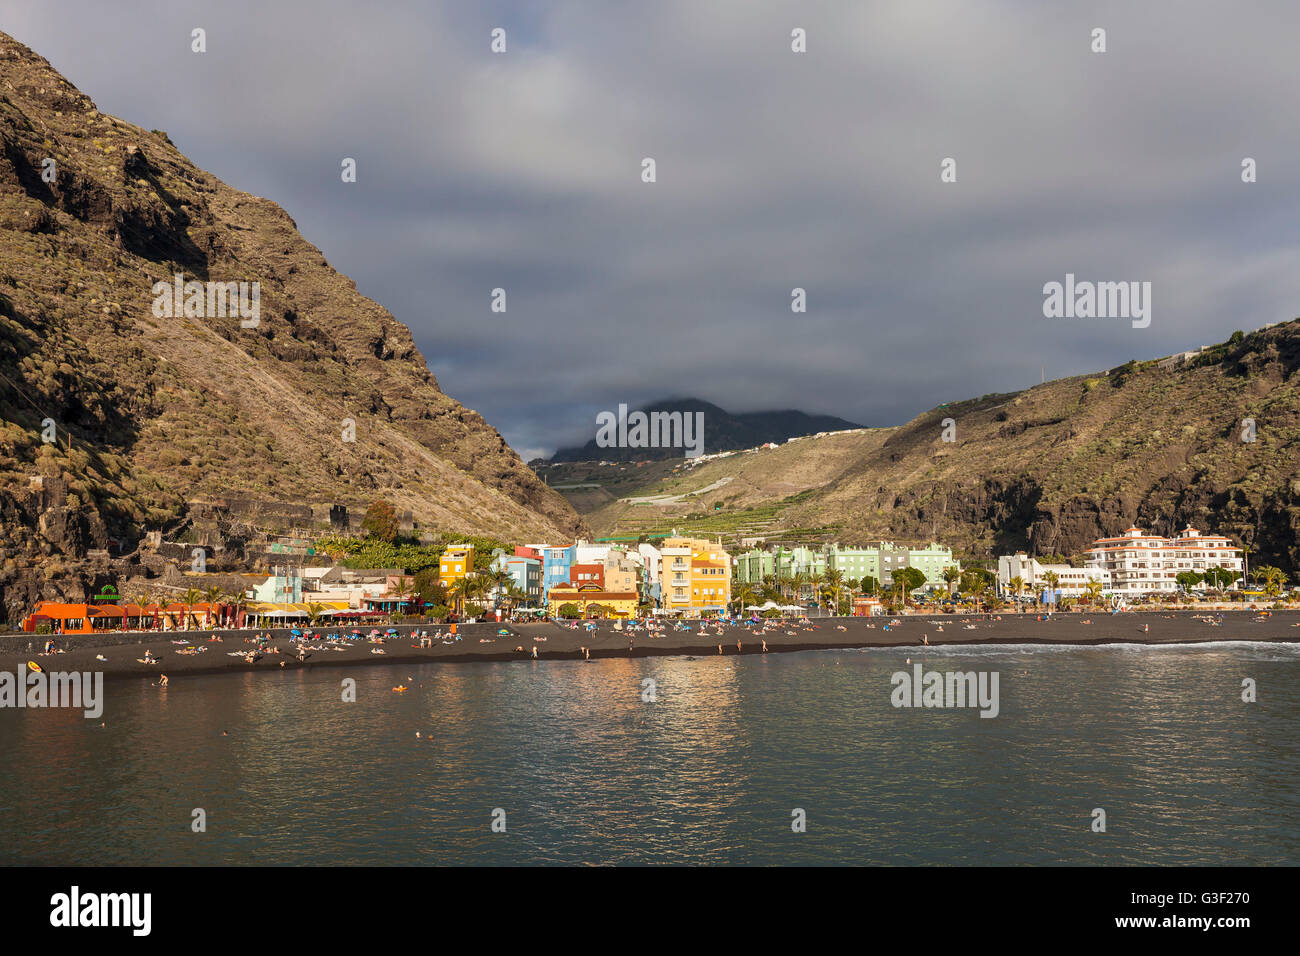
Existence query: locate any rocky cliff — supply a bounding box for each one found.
[0,31,585,621]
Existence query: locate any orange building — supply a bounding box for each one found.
[660,536,731,616]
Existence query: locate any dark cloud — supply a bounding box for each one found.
[11,0,1300,457]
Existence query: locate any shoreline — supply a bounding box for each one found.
[4,608,1298,682]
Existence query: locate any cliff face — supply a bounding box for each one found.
[0,31,584,621]
[576,322,1300,570]
[799,322,1300,565]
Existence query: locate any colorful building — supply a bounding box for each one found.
[660,536,731,616]
[492,552,542,606]
[824,542,958,588]
[546,583,639,619]
[540,545,575,599]
[438,545,475,588]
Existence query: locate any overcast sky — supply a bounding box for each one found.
[7,1,1300,459]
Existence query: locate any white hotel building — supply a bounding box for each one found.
[997,553,1110,598]
[1085,526,1243,598]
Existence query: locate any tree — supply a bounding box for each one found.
[449,576,476,616]
[959,567,995,597]
[413,569,447,608]
[822,568,843,613]
[860,575,879,596]
[891,567,927,605]
[1083,580,1104,605]
[1257,565,1286,596]
[558,602,581,619]
[181,587,204,630]
[1175,570,1203,592]
[942,566,961,596]
[1008,576,1025,604]
[487,568,512,608]
[306,602,326,625]
[226,590,249,629]
[1042,571,1060,610]
[204,586,225,627]
[361,500,401,544]
[390,575,414,614]
[733,584,760,616]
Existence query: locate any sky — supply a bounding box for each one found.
[5,0,1300,460]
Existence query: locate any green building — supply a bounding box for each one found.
[824,541,959,588]
[733,545,825,585]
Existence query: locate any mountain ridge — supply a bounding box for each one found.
[567,324,1300,571]
[0,30,585,620]
[547,397,861,462]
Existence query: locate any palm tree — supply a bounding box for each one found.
[807,570,825,608]
[226,591,249,629]
[1008,576,1025,608]
[205,586,226,627]
[1083,580,1104,606]
[1241,544,1254,587]
[791,571,807,607]
[503,583,527,614]
[733,583,760,616]
[942,566,961,597]
[306,602,327,625]
[181,587,204,630]
[1042,571,1060,611]
[488,568,512,609]
[823,568,843,615]
[129,590,153,629]
[389,575,414,614]
[1257,565,1286,597]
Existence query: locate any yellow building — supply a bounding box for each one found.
[660,536,731,616]
[438,545,475,588]
[547,583,639,619]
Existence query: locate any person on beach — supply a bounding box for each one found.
[159,674,168,687]
[531,645,538,659]
[761,639,768,653]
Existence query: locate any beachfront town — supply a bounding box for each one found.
[17,518,1281,636]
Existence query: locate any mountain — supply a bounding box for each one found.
[0,31,584,621]
[572,324,1300,571]
[548,397,861,462]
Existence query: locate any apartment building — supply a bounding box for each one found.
[660,536,731,616]
[1085,525,1243,598]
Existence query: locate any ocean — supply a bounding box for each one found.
[2,641,1296,865]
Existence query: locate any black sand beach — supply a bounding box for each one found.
[3,608,1298,682]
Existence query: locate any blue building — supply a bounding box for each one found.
[491,551,543,606]
[541,545,575,599]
